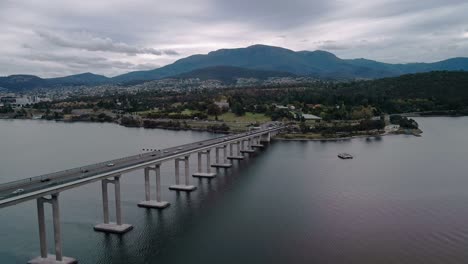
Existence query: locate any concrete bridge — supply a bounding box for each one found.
[0,125,283,264]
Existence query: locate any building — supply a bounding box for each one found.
[301,114,322,120]
[0,96,16,104]
[214,100,229,109]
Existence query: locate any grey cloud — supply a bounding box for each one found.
[316,40,350,51]
[22,52,159,77]
[205,0,334,30]
[1,0,468,77]
[37,30,179,56]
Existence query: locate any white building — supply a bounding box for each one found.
[301,114,322,120]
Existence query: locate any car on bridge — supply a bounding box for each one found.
[12,188,24,195]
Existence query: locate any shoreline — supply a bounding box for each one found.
[0,117,237,134]
[274,133,396,142]
[274,134,385,141]
[274,129,423,142]
[0,116,423,140]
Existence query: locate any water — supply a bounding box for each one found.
[1,118,468,263]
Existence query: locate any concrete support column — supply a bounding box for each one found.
[240,138,255,154]
[211,145,232,169]
[144,167,150,202]
[260,132,271,143]
[94,176,133,234]
[223,145,228,163]
[138,164,170,209]
[175,159,180,185]
[51,194,63,261]
[184,156,190,186]
[101,180,109,224]
[155,164,162,202]
[193,150,216,178]
[206,150,211,173]
[227,141,244,160]
[170,156,197,192]
[197,152,202,172]
[114,177,122,226]
[251,136,265,149]
[29,194,76,264]
[37,198,47,259]
[215,147,220,163]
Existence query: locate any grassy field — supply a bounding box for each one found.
[180,109,200,115]
[209,112,271,123]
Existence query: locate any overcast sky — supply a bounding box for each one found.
[1,0,467,78]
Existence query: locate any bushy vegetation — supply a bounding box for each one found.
[390,115,419,129]
[22,71,468,134]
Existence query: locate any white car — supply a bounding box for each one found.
[106,163,115,167]
[12,188,24,195]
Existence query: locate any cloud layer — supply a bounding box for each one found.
[37,31,178,56]
[0,0,467,77]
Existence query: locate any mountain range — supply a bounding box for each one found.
[1,44,468,91]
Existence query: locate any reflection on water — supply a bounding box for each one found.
[1,118,468,263]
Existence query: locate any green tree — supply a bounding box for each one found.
[207,103,221,116]
[231,103,245,116]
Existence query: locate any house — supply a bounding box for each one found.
[274,104,296,110]
[0,96,16,104]
[301,114,322,120]
[214,100,229,109]
[274,104,289,110]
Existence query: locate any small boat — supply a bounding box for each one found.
[338,153,353,159]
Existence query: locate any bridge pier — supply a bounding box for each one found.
[211,145,233,168]
[251,136,264,148]
[260,132,271,143]
[240,138,255,154]
[28,193,77,264]
[227,141,244,160]
[138,165,170,209]
[94,176,133,234]
[169,156,196,191]
[193,150,216,178]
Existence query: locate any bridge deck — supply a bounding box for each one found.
[0,126,282,208]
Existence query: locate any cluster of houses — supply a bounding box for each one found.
[0,95,51,108]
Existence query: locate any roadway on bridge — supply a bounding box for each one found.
[0,125,282,205]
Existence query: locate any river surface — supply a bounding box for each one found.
[1,117,468,264]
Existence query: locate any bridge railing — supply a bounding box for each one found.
[0,126,283,196]
[0,168,77,192]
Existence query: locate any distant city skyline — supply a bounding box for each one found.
[1,0,467,77]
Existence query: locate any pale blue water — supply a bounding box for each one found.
[1,117,468,264]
